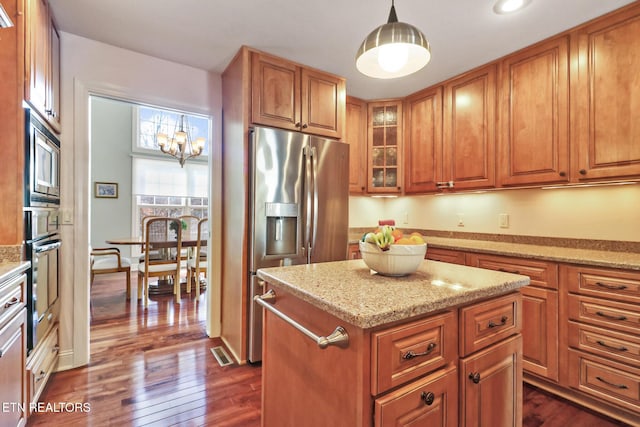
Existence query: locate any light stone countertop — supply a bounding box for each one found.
[0,262,30,284]
[257,259,530,329]
[423,237,640,271]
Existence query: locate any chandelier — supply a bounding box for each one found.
[156,114,205,167]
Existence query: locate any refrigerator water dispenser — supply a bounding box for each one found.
[265,202,297,256]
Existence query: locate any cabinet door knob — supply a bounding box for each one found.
[469,372,481,384]
[421,391,435,406]
[579,169,587,175]
[302,123,308,129]
[559,171,566,177]
[295,122,301,128]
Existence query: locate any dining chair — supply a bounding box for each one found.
[178,215,200,277]
[139,215,163,263]
[137,217,183,307]
[90,247,132,299]
[186,217,208,298]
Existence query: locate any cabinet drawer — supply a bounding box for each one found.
[371,311,457,395]
[568,349,640,414]
[562,264,640,304]
[459,292,521,357]
[569,321,640,367]
[0,273,26,330]
[0,308,27,427]
[567,294,639,335]
[374,365,458,427]
[27,323,59,408]
[425,248,466,265]
[467,253,558,289]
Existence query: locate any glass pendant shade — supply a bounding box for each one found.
[356,2,431,79]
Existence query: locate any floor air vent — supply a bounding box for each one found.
[211,346,234,367]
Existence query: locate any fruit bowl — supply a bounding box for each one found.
[359,241,427,277]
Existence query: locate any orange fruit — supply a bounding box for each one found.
[392,229,403,242]
[396,237,412,245]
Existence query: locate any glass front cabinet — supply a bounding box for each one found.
[367,101,403,193]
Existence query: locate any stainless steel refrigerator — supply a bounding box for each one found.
[248,126,349,362]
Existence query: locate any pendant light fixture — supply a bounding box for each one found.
[356,0,431,79]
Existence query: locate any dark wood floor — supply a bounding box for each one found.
[27,273,629,426]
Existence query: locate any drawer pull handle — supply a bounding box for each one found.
[469,372,481,384]
[52,345,60,354]
[35,370,46,382]
[595,282,628,291]
[488,316,508,328]
[596,376,628,390]
[421,391,435,406]
[3,297,20,308]
[403,342,436,360]
[498,268,520,275]
[596,340,628,352]
[595,311,627,321]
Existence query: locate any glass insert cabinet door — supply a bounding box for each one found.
[367,101,403,193]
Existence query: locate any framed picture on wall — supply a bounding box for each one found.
[95,182,118,198]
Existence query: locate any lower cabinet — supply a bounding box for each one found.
[348,242,362,259]
[26,323,59,414]
[459,335,523,427]
[0,309,27,427]
[374,365,458,427]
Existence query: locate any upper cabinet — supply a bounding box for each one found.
[251,51,345,139]
[442,64,497,191]
[571,5,640,181]
[346,96,367,194]
[367,100,403,193]
[25,0,61,132]
[404,86,443,194]
[498,36,570,186]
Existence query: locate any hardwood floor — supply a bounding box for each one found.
[27,273,630,426]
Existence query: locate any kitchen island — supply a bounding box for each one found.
[256,259,530,427]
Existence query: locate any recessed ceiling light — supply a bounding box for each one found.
[493,0,532,15]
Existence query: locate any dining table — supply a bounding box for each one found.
[105,236,206,296]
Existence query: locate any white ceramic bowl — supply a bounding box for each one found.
[359,241,427,276]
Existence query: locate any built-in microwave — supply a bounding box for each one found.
[25,108,60,207]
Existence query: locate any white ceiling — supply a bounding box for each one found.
[48,0,635,100]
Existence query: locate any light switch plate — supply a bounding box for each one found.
[499,213,509,228]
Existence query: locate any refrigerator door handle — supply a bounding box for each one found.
[311,146,319,257]
[304,146,312,262]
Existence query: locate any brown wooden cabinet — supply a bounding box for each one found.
[460,334,523,427]
[25,0,60,132]
[425,247,466,265]
[571,4,640,182]
[251,51,345,139]
[374,365,458,427]
[346,96,368,194]
[367,100,403,193]
[466,253,559,382]
[442,64,497,191]
[403,86,443,193]
[498,36,570,186]
[562,264,640,422]
[347,242,361,260]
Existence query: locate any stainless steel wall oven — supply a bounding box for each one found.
[24,208,60,354]
[24,107,61,355]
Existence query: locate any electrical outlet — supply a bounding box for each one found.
[457,213,464,227]
[499,213,509,228]
[403,212,409,224]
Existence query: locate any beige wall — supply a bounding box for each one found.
[350,184,640,242]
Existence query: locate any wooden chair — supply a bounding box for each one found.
[178,214,199,257]
[90,247,132,299]
[139,215,163,263]
[186,217,208,298]
[137,217,183,307]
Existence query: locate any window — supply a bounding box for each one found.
[135,105,209,156]
[132,157,208,239]
[130,105,210,261]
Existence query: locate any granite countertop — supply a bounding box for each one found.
[423,237,640,271]
[0,262,30,284]
[348,232,640,271]
[257,259,529,329]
